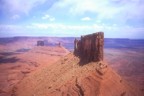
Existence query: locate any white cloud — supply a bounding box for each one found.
[54,0,144,22]
[81,17,91,21]
[0,23,142,34]
[1,23,144,38]
[49,17,55,21]
[0,24,22,30]
[30,23,140,37]
[11,14,20,20]
[42,14,55,21]
[42,14,50,19]
[1,0,47,15]
[31,23,92,30]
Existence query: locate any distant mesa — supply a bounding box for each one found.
[37,40,62,47]
[37,40,45,46]
[74,32,104,63]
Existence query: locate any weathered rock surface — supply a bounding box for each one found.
[74,32,104,63]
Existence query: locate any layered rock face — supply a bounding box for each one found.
[37,40,44,46]
[74,32,104,62]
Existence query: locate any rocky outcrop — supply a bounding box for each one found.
[74,32,104,62]
[37,41,44,46]
[58,42,62,47]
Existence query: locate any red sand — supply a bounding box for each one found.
[0,46,69,96]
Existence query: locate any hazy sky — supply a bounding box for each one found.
[0,0,144,38]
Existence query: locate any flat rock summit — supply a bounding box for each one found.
[8,32,143,96]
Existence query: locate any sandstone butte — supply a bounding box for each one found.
[12,32,143,96]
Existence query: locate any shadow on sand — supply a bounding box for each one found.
[0,57,20,64]
[0,52,20,64]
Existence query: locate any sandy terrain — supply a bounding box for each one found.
[0,46,69,96]
[104,48,144,92]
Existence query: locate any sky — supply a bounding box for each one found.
[0,0,144,38]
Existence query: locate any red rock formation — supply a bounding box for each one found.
[58,42,62,47]
[37,41,44,46]
[74,38,79,54]
[74,32,104,62]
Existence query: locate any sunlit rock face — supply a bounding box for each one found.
[74,32,104,63]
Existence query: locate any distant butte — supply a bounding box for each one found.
[74,32,104,63]
[37,40,45,46]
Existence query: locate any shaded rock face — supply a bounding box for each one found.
[37,41,44,46]
[74,32,104,63]
[58,42,62,47]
